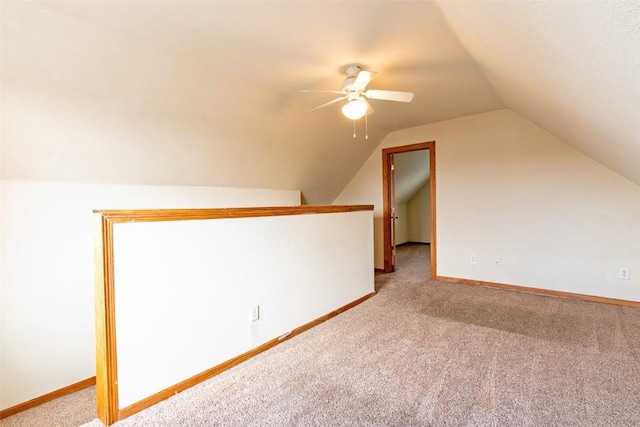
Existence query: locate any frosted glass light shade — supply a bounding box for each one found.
[342,99,368,120]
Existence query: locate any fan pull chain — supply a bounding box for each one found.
[365,112,369,139]
[353,120,356,138]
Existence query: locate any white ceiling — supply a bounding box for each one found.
[2,1,638,203]
[33,0,503,131]
[438,0,640,186]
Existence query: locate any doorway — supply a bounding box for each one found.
[382,141,436,277]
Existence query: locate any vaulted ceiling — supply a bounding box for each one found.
[2,1,638,204]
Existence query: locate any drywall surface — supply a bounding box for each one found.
[437,0,640,187]
[0,180,299,410]
[1,1,397,205]
[394,150,430,205]
[111,210,373,409]
[407,182,431,243]
[334,109,640,301]
[395,203,409,245]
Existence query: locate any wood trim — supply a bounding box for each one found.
[429,145,437,278]
[118,292,376,421]
[0,377,95,420]
[94,214,119,425]
[382,152,392,272]
[94,205,373,223]
[374,268,385,273]
[382,142,436,277]
[382,141,436,155]
[437,276,640,308]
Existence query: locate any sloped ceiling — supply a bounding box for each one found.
[1,1,638,204]
[437,0,640,186]
[394,150,430,205]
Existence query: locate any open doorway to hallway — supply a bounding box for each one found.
[393,150,431,273]
[394,149,431,274]
[382,142,436,277]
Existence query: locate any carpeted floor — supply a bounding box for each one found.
[0,385,95,427]
[3,243,640,426]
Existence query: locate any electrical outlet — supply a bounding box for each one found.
[619,268,630,280]
[251,305,260,322]
[470,255,477,265]
[493,257,501,267]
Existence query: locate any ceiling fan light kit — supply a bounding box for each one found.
[342,98,368,120]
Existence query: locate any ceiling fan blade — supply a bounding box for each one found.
[365,89,414,103]
[353,71,377,90]
[364,98,375,115]
[300,90,345,94]
[308,96,346,112]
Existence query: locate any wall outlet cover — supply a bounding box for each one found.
[618,268,630,280]
[251,305,260,322]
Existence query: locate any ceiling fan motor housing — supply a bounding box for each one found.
[342,65,363,92]
[345,65,363,77]
[342,77,359,92]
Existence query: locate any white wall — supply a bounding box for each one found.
[407,182,431,243]
[394,203,409,245]
[334,109,640,301]
[0,180,299,411]
[111,209,373,409]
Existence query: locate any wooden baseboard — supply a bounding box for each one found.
[0,377,96,420]
[396,242,430,246]
[436,276,640,308]
[374,268,385,273]
[118,292,376,421]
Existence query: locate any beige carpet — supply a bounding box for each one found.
[4,243,640,426]
[0,385,95,427]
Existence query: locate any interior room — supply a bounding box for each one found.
[1,1,639,425]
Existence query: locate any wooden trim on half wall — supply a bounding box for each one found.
[382,142,436,277]
[94,205,373,224]
[0,377,96,420]
[94,214,119,426]
[437,276,640,308]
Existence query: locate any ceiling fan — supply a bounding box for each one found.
[302,65,414,121]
